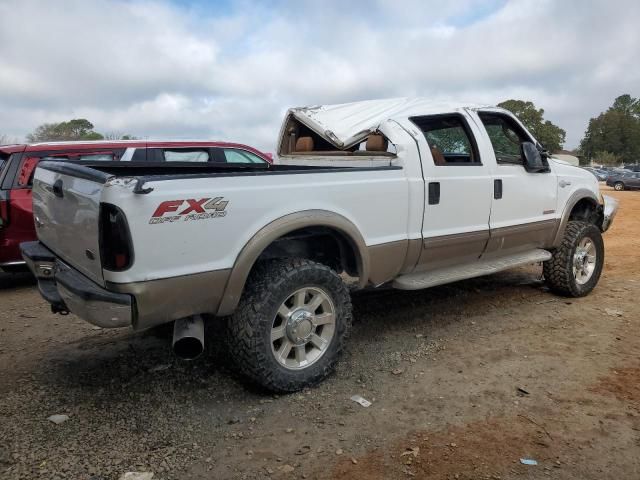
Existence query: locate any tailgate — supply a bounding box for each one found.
[32,162,110,285]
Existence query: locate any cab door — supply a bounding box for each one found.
[398,112,493,272]
[472,110,558,258]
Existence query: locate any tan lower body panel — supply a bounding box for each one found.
[483,219,558,259]
[367,239,409,285]
[108,269,230,330]
[417,230,490,272]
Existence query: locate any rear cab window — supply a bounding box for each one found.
[410,115,481,166]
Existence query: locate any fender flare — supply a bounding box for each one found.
[216,210,369,315]
[552,188,600,247]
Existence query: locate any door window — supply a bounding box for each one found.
[410,115,480,165]
[163,149,209,162]
[43,151,118,162]
[478,113,530,165]
[223,149,266,164]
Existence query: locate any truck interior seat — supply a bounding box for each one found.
[295,136,314,152]
[365,134,388,152]
[431,146,446,165]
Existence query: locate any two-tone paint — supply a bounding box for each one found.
[24,99,616,331]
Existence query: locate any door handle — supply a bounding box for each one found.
[494,179,503,199]
[559,180,572,188]
[428,182,440,205]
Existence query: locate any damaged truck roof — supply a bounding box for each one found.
[287,97,489,148]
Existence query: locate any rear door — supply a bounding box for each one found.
[400,112,493,271]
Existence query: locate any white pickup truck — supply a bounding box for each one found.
[22,98,618,392]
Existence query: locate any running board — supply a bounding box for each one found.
[393,249,552,290]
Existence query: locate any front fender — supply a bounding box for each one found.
[552,188,600,247]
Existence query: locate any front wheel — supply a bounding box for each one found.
[614,182,625,191]
[543,221,605,297]
[227,258,352,392]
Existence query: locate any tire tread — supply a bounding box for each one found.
[543,220,604,297]
[226,258,352,392]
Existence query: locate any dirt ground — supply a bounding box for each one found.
[1,186,638,480]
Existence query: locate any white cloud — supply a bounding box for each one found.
[0,0,639,150]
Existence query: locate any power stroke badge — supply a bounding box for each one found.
[149,197,229,224]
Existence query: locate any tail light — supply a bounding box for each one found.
[99,203,134,271]
[0,190,8,228]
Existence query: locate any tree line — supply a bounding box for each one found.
[24,118,136,143]
[1,96,638,166]
[579,94,640,165]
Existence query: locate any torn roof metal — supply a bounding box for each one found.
[288,97,490,148]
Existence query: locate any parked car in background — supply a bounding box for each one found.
[624,164,640,172]
[0,140,270,271]
[583,167,608,181]
[606,170,640,191]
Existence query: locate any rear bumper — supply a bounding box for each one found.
[601,195,618,232]
[20,241,133,328]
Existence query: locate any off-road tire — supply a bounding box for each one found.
[227,258,352,392]
[614,182,624,191]
[543,221,604,297]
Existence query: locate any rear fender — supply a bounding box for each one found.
[216,210,369,316]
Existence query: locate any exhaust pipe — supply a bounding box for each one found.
[172,315,205,360]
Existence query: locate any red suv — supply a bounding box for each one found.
[0,140,270,272]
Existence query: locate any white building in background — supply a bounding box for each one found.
[552,150,581,166]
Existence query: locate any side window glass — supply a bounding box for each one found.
[163,149,209,162]
[78,153,114,161]
[42,151,116,162]
[478,114,529,165]
[223,149,266,164]
[410,115,480,165]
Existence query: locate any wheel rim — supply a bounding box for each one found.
[573,237,597,285]
[615,183,623,190]
[270,286,336,370]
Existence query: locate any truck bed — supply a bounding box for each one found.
[40,160,401,192]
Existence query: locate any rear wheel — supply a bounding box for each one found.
[614,182,624,191]
[543,221,604,297]
[227,258,352,392]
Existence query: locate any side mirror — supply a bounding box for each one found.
[521,142,548,173]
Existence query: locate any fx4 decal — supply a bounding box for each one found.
[149,197,229,224]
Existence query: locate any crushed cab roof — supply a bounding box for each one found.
[287,97,490,148]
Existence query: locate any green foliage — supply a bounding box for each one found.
[579,94,640,164]
[25,119,140,143]
[26,118,105,142]
[592,150,622,166]
[497,99,566,152]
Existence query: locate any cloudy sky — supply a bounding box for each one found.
[1,0,639,151]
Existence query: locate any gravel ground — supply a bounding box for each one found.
[0,187,638,480]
